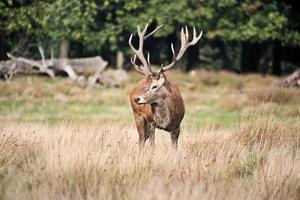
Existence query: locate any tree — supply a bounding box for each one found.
[197,0,300,73]
[41,0,98,58]
[1,0,300,75]
[0,0,98,58]
[95,0,207,70]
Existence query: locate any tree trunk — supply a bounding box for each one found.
[116,50,124,69]
[219,40,232,70]
[272,41,282,76]
[186,44,199,72]
[59,39,70,58]
[257,43,271,75]
[241,42,250,72]
[241,42,262,73]
[0,35,8,60]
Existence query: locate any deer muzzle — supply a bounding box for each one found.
[134,97,147,105]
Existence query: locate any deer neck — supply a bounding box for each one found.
[151,86,172,130]
[151,103,169,129]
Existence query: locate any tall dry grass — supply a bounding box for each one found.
[0,70,300,199]
[0,119,299,200]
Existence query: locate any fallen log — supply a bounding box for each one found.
[7,52,55,78]
[1,54,108,76]
[0,46,107,79]
[51,57,108,75]
[0,48,128,88]
[0,61,17,80]
[275,70,300,88]
[88,69,128,88]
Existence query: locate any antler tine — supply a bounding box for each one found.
[128,34,135,50]
[160,26,203,73]
[180,28,186,47]
[131,55,136,63]
[131,55,146,75]
[147,52,150,66]
[129,24,164,76]
[138,23,149,36]
[159,43,175,73]
[185,26,189,41]
[190,27,202,45]
[171,43,175,60]
[145,24,164,39]
[128,24,152,76]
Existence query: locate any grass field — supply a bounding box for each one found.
[0,69,300,199]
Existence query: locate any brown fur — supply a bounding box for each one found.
[130,75,185,148]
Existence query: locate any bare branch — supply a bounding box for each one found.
[7,50,56,78]
[39,46,55,78]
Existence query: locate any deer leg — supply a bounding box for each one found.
[170,127,180,149]
[134,115,147,147]
[142,122,155,148]
[147,123,156,148]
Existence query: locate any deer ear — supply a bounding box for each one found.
[158,72,165,85]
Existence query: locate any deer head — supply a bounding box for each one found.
[129,24,202,105]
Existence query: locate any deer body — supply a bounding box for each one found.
[128,24,202,148]
[130,75,185,147]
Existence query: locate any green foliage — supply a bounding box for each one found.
[1,0,298,45]
[42,0,98,42]
[200,0,296,45]
[0,0,300,70]
[1,0,43,35]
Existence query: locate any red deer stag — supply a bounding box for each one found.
[129,24,202,149]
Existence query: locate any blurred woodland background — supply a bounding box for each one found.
[1,0,300,75]
[1,1,300,199]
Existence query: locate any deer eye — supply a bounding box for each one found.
[151,85,158,90]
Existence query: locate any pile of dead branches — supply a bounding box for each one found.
[275,70,300,88]
[0,47,127,88]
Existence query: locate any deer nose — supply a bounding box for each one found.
[134,97,140,103]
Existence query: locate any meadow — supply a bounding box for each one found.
[0,69,300,199]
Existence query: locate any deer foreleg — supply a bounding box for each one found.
[170,127,180,149]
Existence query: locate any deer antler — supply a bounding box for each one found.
[129,24,163,76]
[160,26,203,72]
